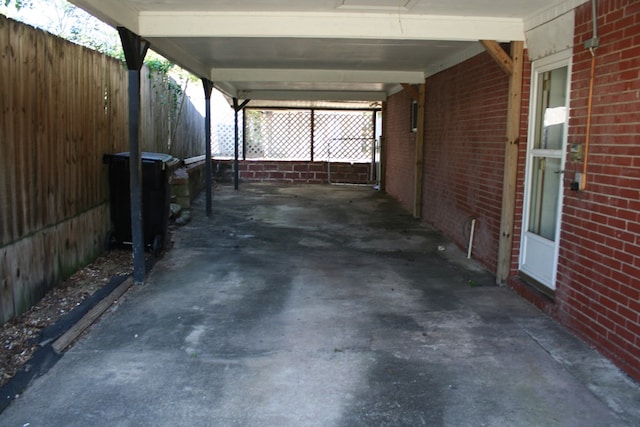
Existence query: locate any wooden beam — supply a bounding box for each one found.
[401,83,420,101]
[496,41,524,284]
[480,40,514,75]
[52,277,134,353]
[413,83,426,219]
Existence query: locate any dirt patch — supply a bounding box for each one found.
[0,249,133,387]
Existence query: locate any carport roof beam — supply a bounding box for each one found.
[210,69,425,84]
[138,12,525,42]
[237,90,388,102]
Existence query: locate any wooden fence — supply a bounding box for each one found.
[142,73,205,159]
[0,16,205,323]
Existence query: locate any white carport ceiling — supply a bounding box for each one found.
[69,0,584,102]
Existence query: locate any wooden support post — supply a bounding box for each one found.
[486,41,524,284]
[413,83,426,219]
[401,83,420,102]
[479,40,514,75]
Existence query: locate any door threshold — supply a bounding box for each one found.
[517,271,556,301]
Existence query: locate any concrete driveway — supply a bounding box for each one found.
[2,184,639,426]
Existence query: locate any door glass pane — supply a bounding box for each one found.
[528,157,561,240]
[533,67,568,150]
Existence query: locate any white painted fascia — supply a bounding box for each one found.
[336,0,419,12]
[524,0,589,31]
[210,69,425,84]
[237,90,387,102]
[138,11,525,42]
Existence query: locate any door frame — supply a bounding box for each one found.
[519,50,572,291]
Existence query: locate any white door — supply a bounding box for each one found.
[520,53,571,290]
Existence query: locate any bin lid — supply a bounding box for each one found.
[107,152,180,169]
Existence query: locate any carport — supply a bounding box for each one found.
[68,0,536,285]
[4,2,640,416]
[3,184,640,425]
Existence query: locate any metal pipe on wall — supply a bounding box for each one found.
[581,0,600,191]
[467,218,477,259]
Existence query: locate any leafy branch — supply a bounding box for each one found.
[3,0,32,9]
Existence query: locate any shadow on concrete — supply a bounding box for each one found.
[2,183,639,426]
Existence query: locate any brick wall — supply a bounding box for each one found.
[384,90,417,211]
[212,160,372,185]
[385,52,511,272]
[385,0,640,381]
[368,0,640,381]
[555,0,640,381]
[422,52,510,272]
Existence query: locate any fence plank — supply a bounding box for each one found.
[0,17,14,319]
[0,17,13,246]
[0,16,206,323]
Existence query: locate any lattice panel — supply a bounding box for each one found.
[245,110,312,160]
[211,107,242,158]
[314,111,374,162]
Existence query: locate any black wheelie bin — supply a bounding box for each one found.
[103,152,180,255]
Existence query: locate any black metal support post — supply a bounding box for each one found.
[233,97,239,190]
[310,109,315,162]
[242,110,247,161]
[202,79,214,216]
[371,111,377,183]
[118,27,149,285]
[232,98,251,190]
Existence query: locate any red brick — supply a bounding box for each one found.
[618,304,640,324]
[277,163,294,172]
[293,164,309,172]
[284,172,301,180]
[383,0,640,382]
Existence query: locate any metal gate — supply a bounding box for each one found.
[243,108,378,184]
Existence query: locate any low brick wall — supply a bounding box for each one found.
[171,160,373,209]
[213,160,373,185]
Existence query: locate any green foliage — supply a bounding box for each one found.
[146,57,174,75]
[146,56,184,113]
[3,0,32,9]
